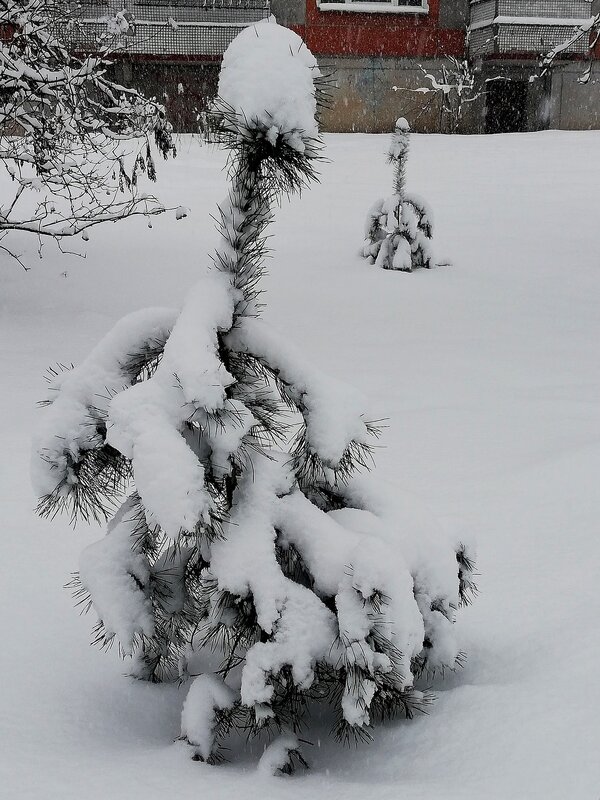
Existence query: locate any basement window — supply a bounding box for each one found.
[317,0,428,12]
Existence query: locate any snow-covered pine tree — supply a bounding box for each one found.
[33,22,476,770]
[363,118,435,272]
[0,0,177,268]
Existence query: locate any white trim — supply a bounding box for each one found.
[495,15,592,26]
[316,0,428,14]
[81,18,253,27]
[470,16,592,31]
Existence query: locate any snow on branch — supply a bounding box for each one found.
[393,41,485,135]
[77,495,154,654]
[33,307,177,521]
[540,12,599,82]
[208,19,327,213]
[226,316,377,470]
[0,0,178,267]
[106,274,237,538]
[215,19,321,152]
[258,735,308,775]
[180,674,237,763]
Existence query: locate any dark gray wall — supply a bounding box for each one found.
[550,63,600,130]
[110,61,220,133]
[269,0,306,26]
[438,0,470,29]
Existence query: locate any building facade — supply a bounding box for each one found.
[274,0,600,132]
[62,0,271,131]
[272,0,471,131]
[60,0,600,133]
[467,0,600,132]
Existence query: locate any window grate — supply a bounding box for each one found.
[60,0,270,56]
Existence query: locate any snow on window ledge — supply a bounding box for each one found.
[317,0,428,14]
[470,16,593,31]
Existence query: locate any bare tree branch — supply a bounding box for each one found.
[0,0,180,267]
[539,8,599,83]
[392,31,493,134]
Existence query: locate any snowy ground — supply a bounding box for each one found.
[1,131,599,799]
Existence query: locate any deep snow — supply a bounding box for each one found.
[1,130,599,799]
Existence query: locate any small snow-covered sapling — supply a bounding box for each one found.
[363,118,435,272]
[33,23,475,772]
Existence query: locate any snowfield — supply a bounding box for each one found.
[1,130,599,799]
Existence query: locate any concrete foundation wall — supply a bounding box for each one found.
[478,60,600,134]
[318,56,482,133]
[549,63,600,130]
[321,56,600,135]
[109,52,600,135]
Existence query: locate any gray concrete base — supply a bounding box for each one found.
[109,53,600,135]
[318,55,600,134]
[317,56,483,134]
[549,63,600,130]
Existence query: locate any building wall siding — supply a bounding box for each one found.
[438,0,470,29]
[270,0,306,26]
[299,0,466,58]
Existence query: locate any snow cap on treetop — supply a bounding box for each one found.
[395,117,410,132]
[217,19,320,151]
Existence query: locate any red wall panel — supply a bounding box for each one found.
[295,0,465,58]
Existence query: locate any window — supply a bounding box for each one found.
[317,0,428,13]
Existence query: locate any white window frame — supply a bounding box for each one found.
[316,0,429,14]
